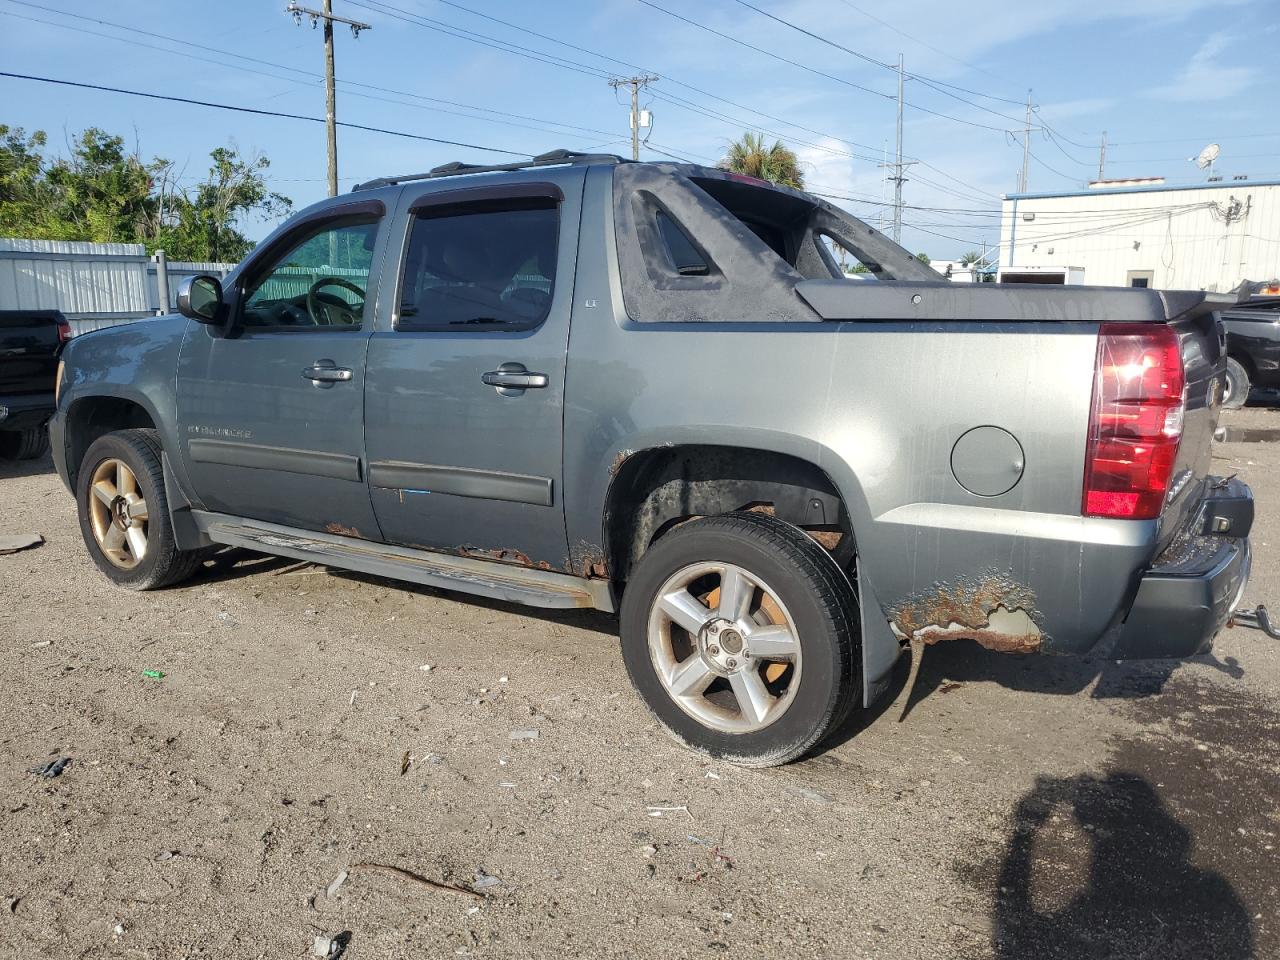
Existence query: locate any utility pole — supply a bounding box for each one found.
[1097,130,1107,182]
[1018,89,1033,195]
[609,75,659,160]
[288,1,371,197]
[876,56,916,244]
[893,55,905,243]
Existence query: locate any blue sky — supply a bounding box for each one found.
[1,0,1276,257]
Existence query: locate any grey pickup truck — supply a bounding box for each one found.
[50,150,1254,766]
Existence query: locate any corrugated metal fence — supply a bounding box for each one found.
[0,238,234,336]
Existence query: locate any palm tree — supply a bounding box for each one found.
[959,251,982,267]
[720,132,805,189]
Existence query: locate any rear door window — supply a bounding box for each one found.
[397,200,559,331]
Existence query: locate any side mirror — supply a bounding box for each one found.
[176,275,224,323]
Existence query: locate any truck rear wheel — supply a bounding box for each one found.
[619,513,860,767]
[75,428,204,590]
[1223,357,1250,409]
[0,426,49,460]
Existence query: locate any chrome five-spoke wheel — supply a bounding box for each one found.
[620,513,859,767]
[649,562,801,733]
[87,457,150,569]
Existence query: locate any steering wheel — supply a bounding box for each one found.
[306,277,366,326]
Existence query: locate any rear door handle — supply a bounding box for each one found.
[482,363,548,394]
[303,359,353,387]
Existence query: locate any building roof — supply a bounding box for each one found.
[1004,178,1280,202]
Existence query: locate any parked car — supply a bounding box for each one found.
[0,309,70,460]
[48,150,1253,766]
[1221,297,1280,407]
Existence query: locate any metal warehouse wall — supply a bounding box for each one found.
[0,238,233,335]
[998,181,1280,292]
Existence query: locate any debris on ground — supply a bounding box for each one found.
[215,611,238,628]
[939,682,963,694]
[0,534,43,555]
[326,871,348,899]
[473,870,501,889]
[783,784,833,805]
[141,669,164,680]
[419,664,433,672]
[156,850,179,862]
[313,932,350,958]
[29,757,70,778]
[509,729,539,741]
[350,862,485,900]
[400,750,412,775]
[4,896,18,913]
[646,805,693,819]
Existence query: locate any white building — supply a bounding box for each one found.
[998,177,1280,292]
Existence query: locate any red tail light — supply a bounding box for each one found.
[56,318,72,345]
[1082,323,1184,520]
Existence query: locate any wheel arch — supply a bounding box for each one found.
[601,443,854,586]
[64,393,159,490]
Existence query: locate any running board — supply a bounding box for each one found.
[193,513,613,612]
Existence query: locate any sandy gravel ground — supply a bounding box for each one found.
[1,406,1277,960]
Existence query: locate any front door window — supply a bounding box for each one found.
[241,219,379,329]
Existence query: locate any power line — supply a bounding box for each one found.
[0,71,528,156]
[346,0,1000,200]
[0,2,619,141]
[634,0,894,101]
[371,0,893,158]
[726,0,1029,128]
[828,0,1019,96]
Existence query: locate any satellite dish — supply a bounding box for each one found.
[1192,143,1220,173]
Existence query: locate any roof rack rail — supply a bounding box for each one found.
[352,149,626,192]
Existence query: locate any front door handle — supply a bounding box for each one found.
[482,363,549,395]
[303,359,353,387]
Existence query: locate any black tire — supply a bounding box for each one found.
[75,428,204,590]
[0,426,50,460]
[619,513,860,767]
[1223,357,1250,410]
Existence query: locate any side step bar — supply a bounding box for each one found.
[194,513,614,613]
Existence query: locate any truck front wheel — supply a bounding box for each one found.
[75,429,205,590]
[619,513,860,767]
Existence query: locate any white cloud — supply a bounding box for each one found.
[1145,32,1260,101]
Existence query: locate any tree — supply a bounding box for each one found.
[147,148,292,262]
[915,252,931,265]
[0,125,291,261]
[720,132,805,189]
[960,250,982,266]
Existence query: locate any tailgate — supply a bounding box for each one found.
[1158,291,1234,550]
[0,310,65,396]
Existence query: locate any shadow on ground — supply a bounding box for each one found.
[0,450,55,480]
[981,771,1254,959]
[819,637,1247,754]
[954,675,1279,959]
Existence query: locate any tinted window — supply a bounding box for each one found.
[242,219,378,329]
[398,202,558,330]
[656,210,709,276]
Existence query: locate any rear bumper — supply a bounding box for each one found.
[0,393,54,432]
[1111,478,1253,659]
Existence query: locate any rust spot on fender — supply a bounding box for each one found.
[325,522,361,538]
[609,449,634,478]
[887,572,1043,654]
